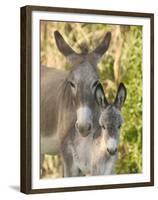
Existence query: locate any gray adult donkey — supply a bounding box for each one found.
[40,31,111,176]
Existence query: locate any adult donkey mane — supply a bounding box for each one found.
[40,30,111,176]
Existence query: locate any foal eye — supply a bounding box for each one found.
[118,125,121,129]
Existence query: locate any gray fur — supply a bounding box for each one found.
[40,31,111,176]
[62,83,126,176]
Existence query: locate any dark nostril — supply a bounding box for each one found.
[107,148,117,155]
[107,148,110,153]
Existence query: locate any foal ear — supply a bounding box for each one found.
[54,31,79,62]
[95,83,108,109]
[92,32,111,63]
[114,83,127,110]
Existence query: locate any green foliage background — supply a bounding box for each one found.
[41,21,142,178]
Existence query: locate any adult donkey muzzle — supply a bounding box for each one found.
[75,122,91,136]
[76,106,93,137]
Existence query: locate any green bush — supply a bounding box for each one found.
[41,22,142,175]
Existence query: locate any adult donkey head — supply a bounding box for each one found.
[95,83,127,155]
[54,31,111,137]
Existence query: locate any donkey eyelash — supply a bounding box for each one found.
[69,81,76,88]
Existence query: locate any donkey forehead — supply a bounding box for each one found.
[100,106,123,126]
[71,62,98,83]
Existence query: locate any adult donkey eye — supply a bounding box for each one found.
[69,81,76,88]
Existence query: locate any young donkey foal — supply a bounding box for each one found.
[62,83,127,176]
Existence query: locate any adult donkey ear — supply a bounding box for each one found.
[91,32,111,63]
[54,31,79,63]
[114,83,127,110]
[95,83,109,109]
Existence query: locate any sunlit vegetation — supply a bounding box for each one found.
[40,21,142,178]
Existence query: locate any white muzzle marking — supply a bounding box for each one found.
[76,106,93,132]
[107,138,117,151]
[77,106,92,122]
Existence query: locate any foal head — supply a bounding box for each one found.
[95,83,127,155]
